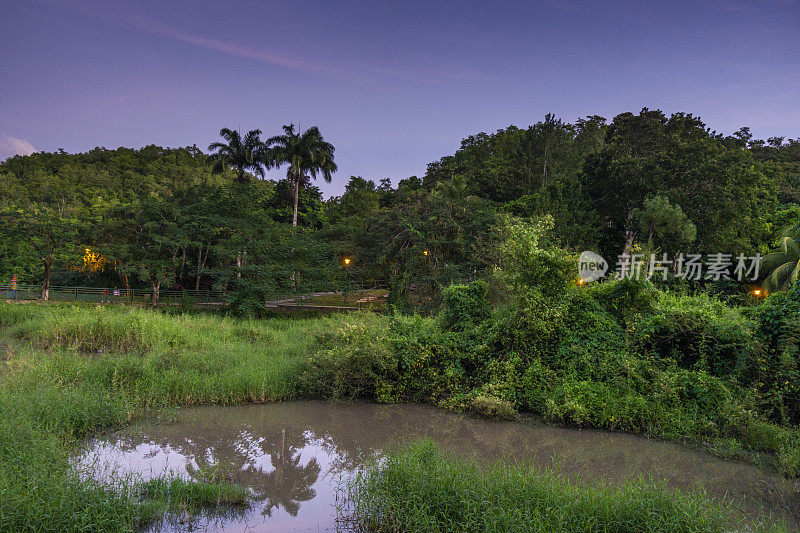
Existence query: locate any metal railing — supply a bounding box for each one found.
[1,283,389,309]
[2,284,226,304]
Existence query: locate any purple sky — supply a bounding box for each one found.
[1,0,798,196]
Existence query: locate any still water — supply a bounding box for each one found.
[76,401,797,532]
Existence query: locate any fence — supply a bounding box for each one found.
[2,284,226,305]
[1,283,389,310]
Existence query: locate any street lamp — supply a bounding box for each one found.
[343,257,352,306]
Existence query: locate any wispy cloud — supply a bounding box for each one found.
[53,0,491,84]
[0,136,36,161]
[126,15,352,79]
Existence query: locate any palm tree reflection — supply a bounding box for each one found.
[259,429,320,517]
[117,419,321,518]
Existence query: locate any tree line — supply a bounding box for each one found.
[1,109,798,312]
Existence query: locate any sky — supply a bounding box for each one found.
[1,0,798,196]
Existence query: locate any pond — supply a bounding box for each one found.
[76,401,797,532]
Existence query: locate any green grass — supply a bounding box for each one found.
[0,302,330,531]
[341,441,787,533]
[138,476,250,513]
[0,302,792,531]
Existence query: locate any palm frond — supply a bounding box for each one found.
[765,261,794,292]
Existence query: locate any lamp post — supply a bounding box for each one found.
[343,257,352,307]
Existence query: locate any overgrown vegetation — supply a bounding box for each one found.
[301,217,800,480]
[3,109,798,310]
[1,292,796,530]
[341,441,782,533]
[0,303,321,531]
[2,108,800,530]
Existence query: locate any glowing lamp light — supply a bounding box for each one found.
[423,250,429,256]
[343,258,351,266]
[578,278,585,286]
[752,288,763,297]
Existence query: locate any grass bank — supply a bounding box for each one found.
[341,441,783,533]
[0,301,794,531]
[0,302,322,531]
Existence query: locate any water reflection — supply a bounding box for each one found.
[77,401,798,531]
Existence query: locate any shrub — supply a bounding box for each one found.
[439,280,490,332]
[494,215,576,299]
[747,288,800,423]
[495,290,627,381]
[631,293,757,376]
[588,277,658,324]
[298,313,396,400]
[556,292,628,380]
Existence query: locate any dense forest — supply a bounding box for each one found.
[1,108,799,313]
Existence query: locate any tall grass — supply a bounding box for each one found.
[0,302,790,531]
[341,441,787,533]
[0,303,327,407]
[0,302,335,531]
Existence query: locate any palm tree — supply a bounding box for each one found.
[266,125,337,227]
[762,224,800,292]
[207,128,266,184]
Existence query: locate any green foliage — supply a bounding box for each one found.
[1,299,799,530]
[207,128,266,183]
[343,441,773,533]
[266,124,337,227]
[584,109,775,260]
[630,292,758,376]
[298,312,396,400]
[746,287,800,423]
[588,277,659,323]
[494,215,575,298]
[632,195,697,253]
[138,476,249,513]
[761,225,800,292]
[439,280,490,332]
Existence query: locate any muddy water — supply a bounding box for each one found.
[76,401,797,532]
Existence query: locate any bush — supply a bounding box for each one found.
[588,277,659,324]
[747,288,800,423]
[631,292,757,376]
[495,290,627,380]
[439,280,491,332]
[494,215,576,299]
[298,312,396,400]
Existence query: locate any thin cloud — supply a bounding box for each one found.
[0,136,36,162]
[53,0,491,84]
[126,16,353,80]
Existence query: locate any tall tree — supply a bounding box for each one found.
[0,203,81,301]
[207,128,266,184]
[266,125,337,227]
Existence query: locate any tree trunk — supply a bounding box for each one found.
[292,175,300,227]
[196,248,203,291]
[152,279,161,307]
[541,144,548,190]
[622,209,636,257]
[180,247,187,280]
[42,259,52,301]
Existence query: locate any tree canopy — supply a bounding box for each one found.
[2,110,798,308]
